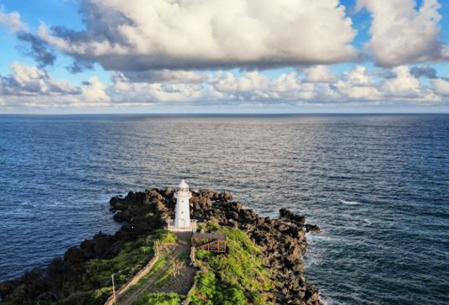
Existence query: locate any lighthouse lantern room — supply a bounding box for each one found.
[167,180,197,232]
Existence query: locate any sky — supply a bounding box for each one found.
[0,0,448,114]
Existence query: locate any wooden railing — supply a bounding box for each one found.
[196,239,226,253]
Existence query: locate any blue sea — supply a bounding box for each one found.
[0,114,448,305]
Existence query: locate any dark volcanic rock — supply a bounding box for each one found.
[280,208,306,227]
[0,187,322,305]
[305,224,321,233]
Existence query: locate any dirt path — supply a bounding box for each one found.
[117,232,194,305]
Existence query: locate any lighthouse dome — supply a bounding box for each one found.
[178,179,189,192]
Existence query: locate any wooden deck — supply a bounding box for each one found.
[191,233,227,253]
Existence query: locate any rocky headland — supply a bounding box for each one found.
[0,188,322,305]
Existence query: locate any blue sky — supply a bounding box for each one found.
[0,0,448,113]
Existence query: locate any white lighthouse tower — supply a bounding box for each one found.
[167,180,197,232]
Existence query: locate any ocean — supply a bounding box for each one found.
[0,114,448,305]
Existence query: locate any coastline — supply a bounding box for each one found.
[0,187,322,305]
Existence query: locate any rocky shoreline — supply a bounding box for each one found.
[0,188,322,305]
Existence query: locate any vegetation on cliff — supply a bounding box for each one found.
[187,224,274,305]
[0,231,176,305]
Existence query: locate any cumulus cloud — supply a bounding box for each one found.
[357,0,449,66]
[382,66,423,98]
[33,0,358,71]
[0,9,27,33]
[303,65,338,83]
[0,62,77,96]
[336,66,381,100]
[1,62,448,110]
[0,63,111,108]
[81,77,109,102]
[433,79,449,96]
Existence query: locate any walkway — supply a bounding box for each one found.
[116,232,194,305]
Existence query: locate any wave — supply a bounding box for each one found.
[320,295,337,305]
[339,199,360,205]
[363,218,372,226]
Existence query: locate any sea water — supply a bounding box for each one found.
[0,114,448,305]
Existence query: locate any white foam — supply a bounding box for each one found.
[339,199,360,205]
[363,218,372,226]
[320,295,337,305]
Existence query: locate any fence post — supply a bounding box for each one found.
[111,274,116,305]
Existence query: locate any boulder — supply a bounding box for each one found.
[113,210,132,222]
[239,208,257,222]
[305,224,321,233]
[226,211,240,221]
[279,208,306,227]
[164,187,175,198]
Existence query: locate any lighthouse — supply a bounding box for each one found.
[167,180,197,232]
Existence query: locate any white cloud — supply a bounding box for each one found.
[0,63,109,108]
[81,77,109,102]
[213,71,272,93]
[433,79,449,96]
[336,65,381,100]
[382,66,421,97]
[1,62,77,96]
[303,65,338,83]
[357,0,449,66]
[1,63,448,110]
[36,0,358,70]
[0,9,27,33]
[341,66,371,85]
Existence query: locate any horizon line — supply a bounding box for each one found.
[0,112,448,116]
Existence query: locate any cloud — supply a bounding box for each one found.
[0,63,110,108]
[66,59,94,73]
[357,0,449,66]
[118,70,208,84]
[433,79,449,96]
[34,0,358,71]
[382,66,422,98]
[409,65,438,79]
[0,9,27,33]
[81,77,109,102]
[1,62,448,110]
[302,65,338,83]
[16,32,57,68]
[0,62,78,96]
[336,65,381,100]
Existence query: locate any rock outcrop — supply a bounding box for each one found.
[0,187,322,305]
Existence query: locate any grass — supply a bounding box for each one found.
[133,292,185,305]
[119,253,171,300]
[53,230,177,305]
[5,228,273,305]
[187,225,274,305]
[149,254,170,276]
[154,230,177,244]
[145,249,186,291]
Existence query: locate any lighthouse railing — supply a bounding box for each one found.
[166,219,197,232]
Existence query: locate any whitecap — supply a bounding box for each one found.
[363,218,372,226]
[339,199,360,205]
[320,295,337,305]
